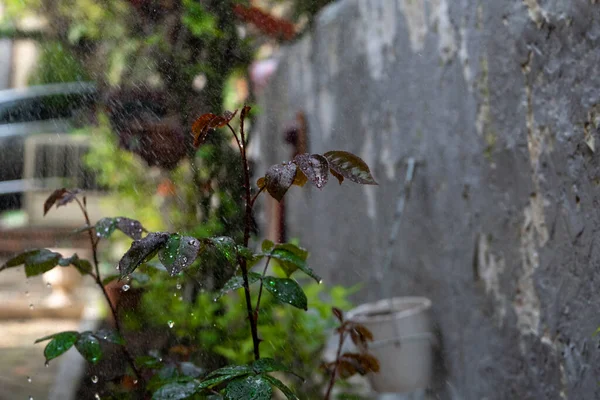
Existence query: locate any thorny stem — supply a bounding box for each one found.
[73,197,143,382]
[227,122,261,361]
[253,256,272,322]
[324,328,346,400]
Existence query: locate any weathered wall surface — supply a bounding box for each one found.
[254,1,600,399]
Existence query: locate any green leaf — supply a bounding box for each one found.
[200,236,238,266]
[1,249,41,272]
[262,375,299,400]
[252,358,296,376]
[264,162,297,201]
[119,232,170,278]
[75,331,102,364]
[58,254,93,275]
[217,272,262,299]
[136,355,163,369]
[261,239,274,253]
[293,153,329,189]
[95,217,117,238]
[224,375,272,400]
[102,274,119,286]
[35,331,79,363]
[204,364,253,380]
[263,276,308,310]
[94,329,125,345]
[152,381,198,400]
[25,249,61,277]
[267,243,321,283]
[323,150,378,185]
[159,234,201,276]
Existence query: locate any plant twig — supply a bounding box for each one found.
[250,186,265,207]
[324,329,346,400]
[73,197,143,382]
[253,256,272,322]
[228,122,261,360]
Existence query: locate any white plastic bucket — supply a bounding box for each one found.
[347,297,434,393]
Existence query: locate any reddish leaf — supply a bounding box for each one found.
[332,307,344,323]
[233,5,296,41]
[191,110,237,147]
[292,168,308,187]
[264,162,297,201]
[241,105,252,121]
[293,154,329,189]
[44,188,81,216]
[257,177,266,189]
[324,151,378,185]
[330,169,344,185]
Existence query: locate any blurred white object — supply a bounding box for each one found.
[250,58,279,92]
[348,297,434,394]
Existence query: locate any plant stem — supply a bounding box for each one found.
[253,256,272,321]
[228,122,261,361]
[74,197,143,382]
[324,330,346,400]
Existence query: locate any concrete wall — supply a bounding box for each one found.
[254,0,600,398]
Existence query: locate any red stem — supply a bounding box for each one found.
[324,329,346,400]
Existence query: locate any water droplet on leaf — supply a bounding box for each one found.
[27,376,32,383]
[29,303,34,310]
[168,320,175,328]
[91,375,98,383]
[122,284,130,292]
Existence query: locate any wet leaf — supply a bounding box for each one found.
[324,151,378,185]
[217,272,262,299]
[192,110,237,147]
[75,331,102,364]
[159,235,201,276]
[152,381,198,400]
[292,167,308,187]
[115,217,146,240]
[196,374,239,391]
[95,217,117,238]
[261,375,299,400]
[43,188,81,215]
[136,355,163,369]
[204,364,253,380]
[264,162,296,201]
[57,254,92,275]
[252,358,302,380]
[56,189,82,208]
[224,375,272,400]
[266,243,320,283]
[349,323,374,350]
[25,249,61,277]
[263,276,307,310]
[35,331,79,362]
[119,232,170,278]
[200,236,238,266]
[339,352,380,376]
[293,154,329,189]
[330,168,344,185]
[94,329,125,345]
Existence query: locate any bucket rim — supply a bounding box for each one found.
[347,296,432,323]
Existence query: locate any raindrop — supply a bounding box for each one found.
[178,296,183,301]
[94,394,101,400]
[45,361,49,367]
[168,320,175,328]
[25,290,30,297]
[182,257,188,263]
[29,303,34,310]
[318,279,323,284]
[91,375,99,383]
[29,396,33,400]
[176,283,182,290]
[46,283,52,288]
[133,380,138,385]
[27,376,32,383]
[122,285,130,292]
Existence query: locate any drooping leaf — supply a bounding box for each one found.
[263,276,307,310]
[58,254,92,275]
[349,323,375,350]
[192,110,238,147]
[256,177,266,189]
[35,331,79,362]
[204,364,253,380]
[43,188,81,216]
[75,331,102,364]
[224,375,272,400]
[94,329,125,345]
[217,272,262,299]
[196,374,239,391]
[293,154,329,189]
[56,189,81,208]
[25,249,61,277]
[152,381,198,400]
[261,239,274,253]
[330,168,344,185]
[323,151,378,185]
[118,232,170,278]
[338,352,380,376]
[159,234,201,276]
[261,375,299,400]
[264,162,296,201]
